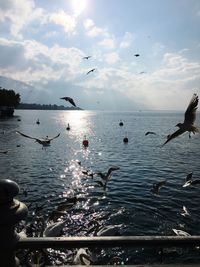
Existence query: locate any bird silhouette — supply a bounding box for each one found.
[83,56,92,60]
[96,166,120,182]
[16,131,60,147]
[183,172,200,187]
[145,131,156,136]
[151,180,166,194]
[60,97,76,107]
[86,68,96,75]
[162,94,199,146]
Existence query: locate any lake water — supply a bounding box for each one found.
[0,109,200,265]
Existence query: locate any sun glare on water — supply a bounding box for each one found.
[71,0,87,16]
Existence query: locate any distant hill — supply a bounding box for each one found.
[0,76,82,110]
[16,103,83,110]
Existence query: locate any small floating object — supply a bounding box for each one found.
[119,120,123,126]
[66,123,70,131]
[17,118,21,121]
[123,137,128,143]
[36,119,40,125]
[82,135,89,147]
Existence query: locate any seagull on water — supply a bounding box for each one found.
[43,219,68,237]
[162,93,199,146]
[172,229,190,236]
[60,96,76,107]
[16,131,60,147]
[86,68,96,75]
[88,220,122,236]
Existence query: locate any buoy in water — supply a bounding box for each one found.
[123,137,128,143]
[82,136,89,147]
[66,123,70,131]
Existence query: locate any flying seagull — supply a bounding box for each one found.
[151,180,166,194]
[95,166,120,191]
[145,131,157,136]
[96,166,120,182]
[181,206,190,217]
[16,131,60,146]
[162,93,199,146]
[60,97,76,107]
[83,56,91,60]
[86,68,96,75]
[183,172,200,187]
[183,172,193,187]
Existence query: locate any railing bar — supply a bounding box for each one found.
[15,236,200,250]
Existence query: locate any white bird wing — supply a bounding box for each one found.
[184,93,198,125]
[172,229,190,236]
[43,219,67,237]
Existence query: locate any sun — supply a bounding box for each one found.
[71,0,87,16]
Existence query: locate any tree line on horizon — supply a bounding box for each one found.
[0,87,21,107]
[16,103,81,110]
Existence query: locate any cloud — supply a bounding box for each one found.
[0,37,84,84]
[120,32,133,49]
[83,18,108,37]
[104,52,120,64]
[49,10,76,34]
[77,51,200,110]
[0,0,44,37]
[98,38,116,49]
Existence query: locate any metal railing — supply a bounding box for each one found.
[1,179,200,266]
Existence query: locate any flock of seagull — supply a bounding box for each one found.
[1,92,200,265]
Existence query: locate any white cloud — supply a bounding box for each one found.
[0,0,43,37]
[83,18,108,37]
[0,37,84,84]
[104,52,120,64]
[77,51,200,110]
[99,38,115,49]
[120,32,133,48]
[49,10,76,34]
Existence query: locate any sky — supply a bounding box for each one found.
[0,0,200,110]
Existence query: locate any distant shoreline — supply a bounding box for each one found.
[16,103,82,110]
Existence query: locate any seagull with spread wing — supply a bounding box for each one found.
[151,180,166,194]
[162,93,199,146]
[86,68,96,75]
[60,97,76,107]
[95,166,120,191]
[83,56,92,60]
[96,166,120,182]
[16,131,60,146]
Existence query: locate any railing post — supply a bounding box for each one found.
[0,179,28,267]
